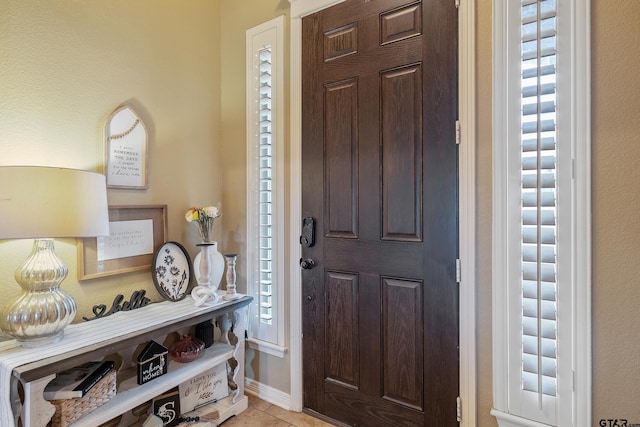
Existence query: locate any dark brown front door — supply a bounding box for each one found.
[301,0,458,425]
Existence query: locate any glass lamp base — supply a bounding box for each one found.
[15,330,65,347]
[0,239,77,346]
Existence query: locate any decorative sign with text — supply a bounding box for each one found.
[178,364,229,413]
[105,104,148,189]
[82,289,151,321]
[153,388,181,427]
[137,340,168,385]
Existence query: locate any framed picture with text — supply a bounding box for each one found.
[78,205,167,280]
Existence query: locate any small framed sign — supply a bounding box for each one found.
[153,388,181,427]
[178,364,229,413]
[105,104,148,189]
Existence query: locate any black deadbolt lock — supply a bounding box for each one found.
[300,217,315,247]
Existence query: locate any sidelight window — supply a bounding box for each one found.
[492,0,591,426]
[246,16,286,357]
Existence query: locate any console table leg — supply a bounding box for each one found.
[231,306,248,405]
[20,374,56,427]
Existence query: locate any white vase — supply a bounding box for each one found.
[193,241,224,291]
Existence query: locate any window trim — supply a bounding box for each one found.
[246,15,287,358]
[491,0,591,425]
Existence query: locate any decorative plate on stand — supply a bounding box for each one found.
[152,241,193,301]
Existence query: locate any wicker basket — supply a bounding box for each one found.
[50,370,117,427]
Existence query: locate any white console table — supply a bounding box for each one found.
[0,295,252,427]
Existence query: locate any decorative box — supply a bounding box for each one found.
[137,340,168,385]
[50,370,117,427]
[195,321,214,348]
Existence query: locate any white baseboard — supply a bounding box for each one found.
[245,378,295,412]
[491,410,552,427]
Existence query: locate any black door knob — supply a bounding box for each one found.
[300,258,315,269]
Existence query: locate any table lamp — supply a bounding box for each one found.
[0,166,109,345]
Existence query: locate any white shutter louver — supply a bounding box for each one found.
[259,47,274,326]
[520,0,558,400]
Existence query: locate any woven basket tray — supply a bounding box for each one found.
[50,370,117,427]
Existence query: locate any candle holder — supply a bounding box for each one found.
[223,254,239,301]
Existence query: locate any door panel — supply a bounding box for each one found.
[382,277,423,410]
[324,79,359,239]
[302,0,458,425]
[325,271,359,387]
[380,3,422,45]
[381,64,423,241]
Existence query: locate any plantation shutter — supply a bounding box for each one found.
[493,0,590,425]
[247,16,285,353]
[520,0,558,400]
[259,46,274,327]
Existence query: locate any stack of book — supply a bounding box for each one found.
[44,360,115,400]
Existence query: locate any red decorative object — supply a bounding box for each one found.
[169,335,205,363]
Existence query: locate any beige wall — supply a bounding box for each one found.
[591,0,640,422]
[0,0,293,405]
[476,0,494,425]
[0,1,222,322]
[219,0,292,394]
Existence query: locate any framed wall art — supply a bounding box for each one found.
[78,205,167,280]
[152,241,193,302]
[105,104,148,189]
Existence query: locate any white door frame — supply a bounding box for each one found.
[288,1,476,424]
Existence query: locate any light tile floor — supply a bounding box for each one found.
[220,395,337,427]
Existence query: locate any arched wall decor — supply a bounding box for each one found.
[105,105,148,189]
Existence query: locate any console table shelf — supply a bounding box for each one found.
[0,295,252,427]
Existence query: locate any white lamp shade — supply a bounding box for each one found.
[0,166,110,239]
